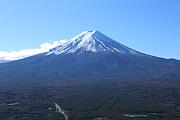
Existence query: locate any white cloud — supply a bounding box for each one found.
[0,40,66,61]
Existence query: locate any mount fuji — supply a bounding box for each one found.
[0,31,180,81]
[48,31,143,56]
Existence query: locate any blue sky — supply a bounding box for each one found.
[0,0,179,59]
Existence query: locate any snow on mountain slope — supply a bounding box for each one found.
[47,31,144,55]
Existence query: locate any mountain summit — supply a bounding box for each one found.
[0,31,180,80]
[48,31,143,56]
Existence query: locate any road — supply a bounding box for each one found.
[54,103,68,120]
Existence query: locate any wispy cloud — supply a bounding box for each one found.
[0,40,66,61]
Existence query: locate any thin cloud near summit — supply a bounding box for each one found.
[0,40,66,61]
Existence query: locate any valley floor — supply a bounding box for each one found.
[1,77,180,120]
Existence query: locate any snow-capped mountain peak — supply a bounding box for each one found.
[47,31,143,55]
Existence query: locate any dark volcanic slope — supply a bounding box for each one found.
[0,31,180,81]
[0,51,180,81]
